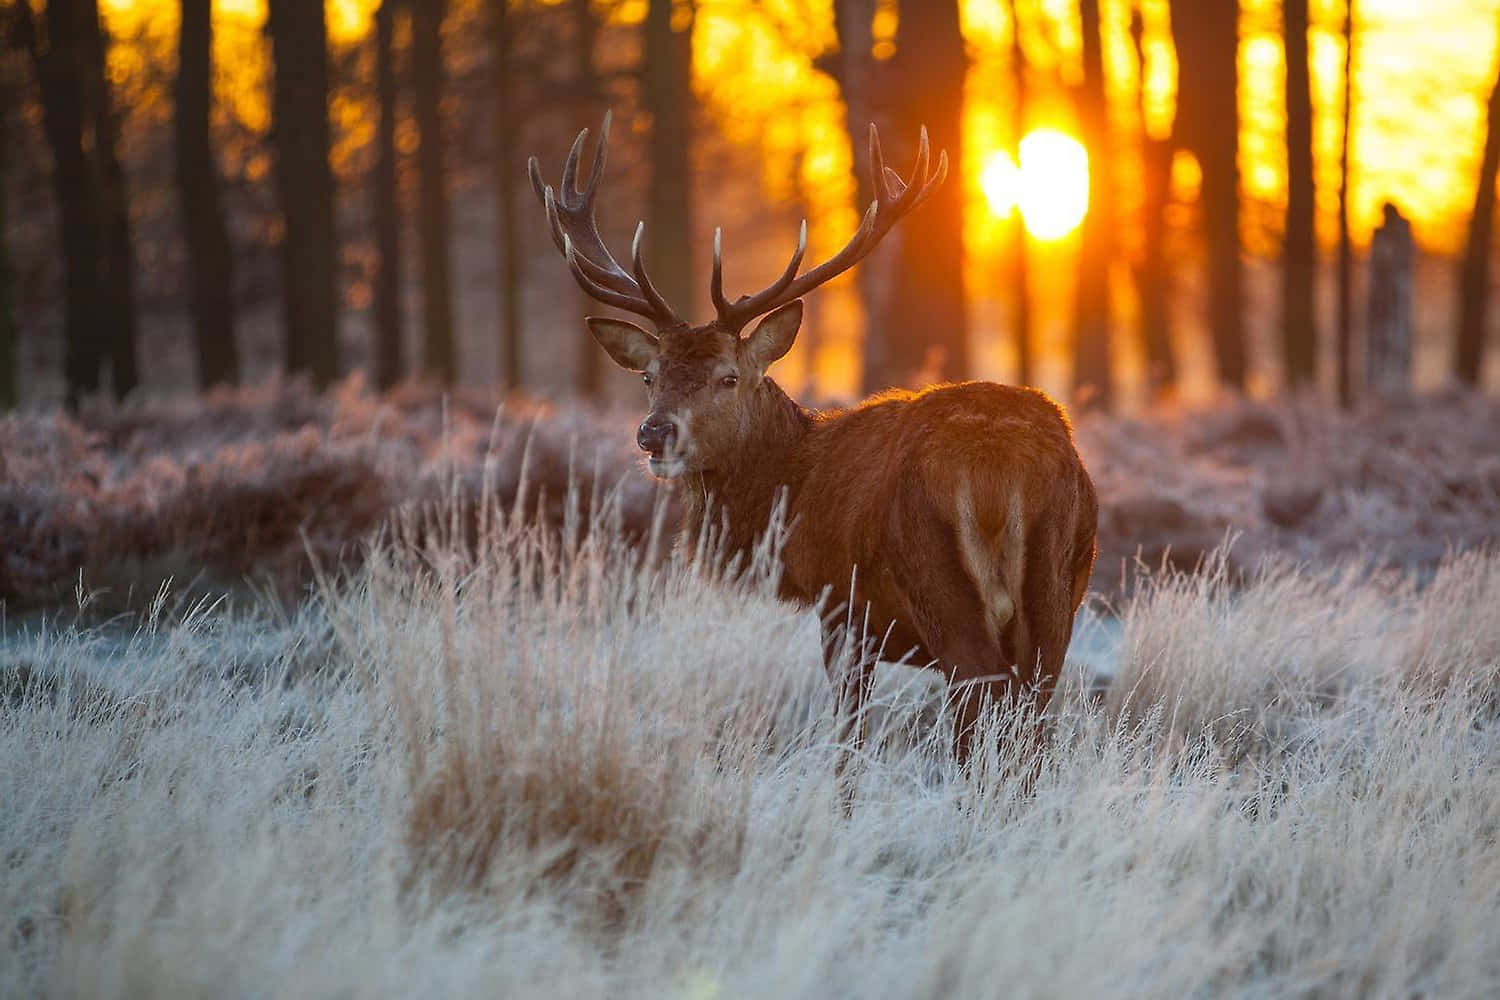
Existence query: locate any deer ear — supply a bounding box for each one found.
[743,300,804,372]
[586,317,660,372]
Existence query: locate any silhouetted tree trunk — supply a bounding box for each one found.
[372,0,403,390]
[1072,0,1112,409]
[643,0,695,316]
[571,0,604,396]
[1130,9,1174,394]
[1170,0,1246,391]
[866,0,968,390]
[80,0,137,397]
[21,0,104,406]
[0,42,17,409]
[826,0,883,377]
[412,0,455,384]
[1282,0,1316,389]
[1457,15,1500,387]
[175,0,239,389]
[1335,0,1355,405]
[489,0,521,392]
[1009,0,1033,386]
[267,0,339,386]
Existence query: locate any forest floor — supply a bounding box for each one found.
[3,381,1500,996]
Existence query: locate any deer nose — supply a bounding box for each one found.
[637,416,677,456]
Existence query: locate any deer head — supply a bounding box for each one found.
[528,114,947,479]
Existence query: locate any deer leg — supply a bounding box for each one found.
[820,612,932,764]
[881,527,1018,765]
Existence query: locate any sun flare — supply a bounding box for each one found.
[981,130,1091,241]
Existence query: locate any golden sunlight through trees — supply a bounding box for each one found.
[981,129,1091,240]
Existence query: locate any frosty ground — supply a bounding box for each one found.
[3,385,1500,997]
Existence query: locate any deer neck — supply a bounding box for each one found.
[682,377,813,550]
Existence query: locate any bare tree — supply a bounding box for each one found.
[866,0,968,390]
[79,0,138,397]
[570,0,606,397]
[1072,0,1112,409]
[0,21,17,409]
[1456,12,1500,388]
[1130,9,1175,394]
[412,0,456,384]
[643,0,696,315]
[490,0,521,392]
[1335,0,1355,405]
[1282,0,1316,389]
[267,0,339,386]
[20,0,104,406]
[1170,0,1246,391]
[1009,0,1033,387]
[372,0,403,390]
[825,0,890,385]
[176,0,239,388]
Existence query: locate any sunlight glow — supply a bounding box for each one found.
[980,151,1021,219]
[982,130,1090,240]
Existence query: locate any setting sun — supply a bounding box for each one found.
[981,130,1091,241]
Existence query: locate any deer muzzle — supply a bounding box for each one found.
[636,415,678,457]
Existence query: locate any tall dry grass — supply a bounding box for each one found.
[4,480,1500,997]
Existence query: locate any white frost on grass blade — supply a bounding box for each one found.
[3,500,1499,998]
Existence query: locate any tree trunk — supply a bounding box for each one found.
[372,0,403,390]
[412,0,456,384]
[1009,0,1033,387]
[866,0,968,390]
[1456,17,1500,387]
[0,49,17,408]
[1072,0,1112,409]
[22,0,105,406]
[1282,0,1316,389]
[79,0,138,397]
[267,0,339,387]
[643,0,696,318]
[829,0,885,385]
[1130,9,1174,394]
[1170,0,1246,391]
[490,0,521,393]
[1335,0,1355,405]
[571,0,604,396]
[175,0,239,389]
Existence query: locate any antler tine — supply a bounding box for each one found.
[559,126,589,199]
[869,123,891,203]
[711,228,729,317]
[527,155,548,206]
[903,126,931,205]
[712,124,946,333]
[630,223,682,323]
[583,110,612,199]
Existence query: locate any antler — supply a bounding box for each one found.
[527,113,684,328]
[712,123,948,334]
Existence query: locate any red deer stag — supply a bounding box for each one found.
[528,114,1097,762]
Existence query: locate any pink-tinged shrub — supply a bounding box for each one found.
[2,379,1496,610]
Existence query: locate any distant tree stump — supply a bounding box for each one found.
[1365,202,1413,397]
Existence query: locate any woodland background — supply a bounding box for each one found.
[2,0,1500,415]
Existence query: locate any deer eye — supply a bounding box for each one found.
[642,372,653,387]
[719,374,739,389]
